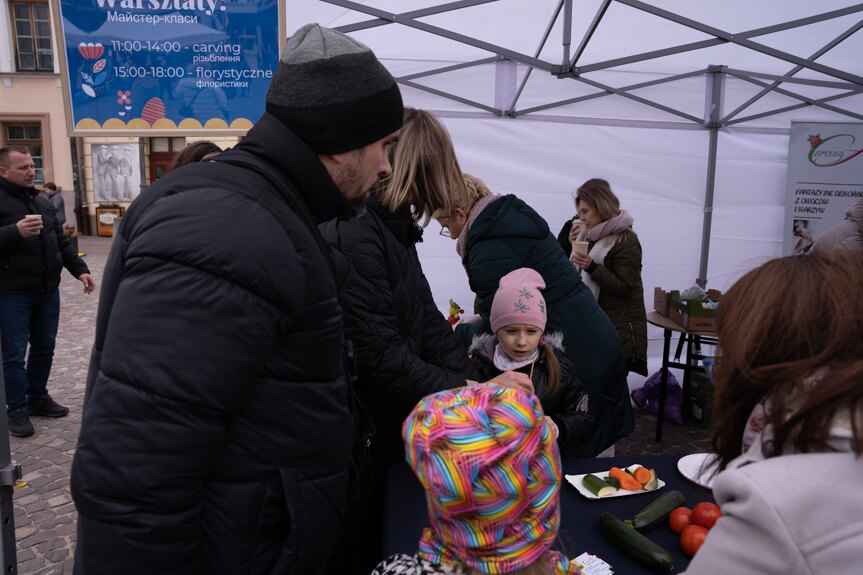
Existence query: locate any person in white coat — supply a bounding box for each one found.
[682,249,863,575]
[809,197,863,253]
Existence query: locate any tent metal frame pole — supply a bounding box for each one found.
[576,4,863,75]
[616,0,863,85]
[0,352,22,574]
[724,70,863,123]
[724,70,860,90]
[562,0,572,68]
[517,69,705,116]
[697,66,724,289]
[399,79,503,115]
[334,0,499,33]
[722,18,863,124]
[572,75,704,123]
[329,0,554,71]
[509,0,566,115]
[399,57,500,81]
[727,92,863,126]
[328,0,863,124]
[569,0,611,69]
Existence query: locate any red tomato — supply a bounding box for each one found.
[691,501,722,529]
[668,506,692,534]
[680,524,709,557]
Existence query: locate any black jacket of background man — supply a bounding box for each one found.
[0,177,88,293]
[71,113,357,575]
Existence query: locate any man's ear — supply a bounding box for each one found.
[317,152,350,167]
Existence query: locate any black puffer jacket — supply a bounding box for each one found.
[468,333,595,456]
[320,198,477,464]
[0,177,88,293]
[71,114,356,575]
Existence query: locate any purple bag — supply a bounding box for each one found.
[631,368,684,425]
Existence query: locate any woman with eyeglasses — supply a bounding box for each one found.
[432,172,633,459]
[318,107,531,575]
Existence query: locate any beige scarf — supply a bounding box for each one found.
[456,194,501,262]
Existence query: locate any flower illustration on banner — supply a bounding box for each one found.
[78,42,108,99]
[808,134,822,149]
[117,90,133,117]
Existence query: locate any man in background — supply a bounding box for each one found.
[71,24,403,574]
[0,147,95,437]
[42,181,65,225]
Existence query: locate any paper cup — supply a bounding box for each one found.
[572,241,589,255]
[25,214,42,222]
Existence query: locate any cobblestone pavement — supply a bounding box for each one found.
[9,236,109,575]
[7,235,712,574]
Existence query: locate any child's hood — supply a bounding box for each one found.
[467,331,567,358]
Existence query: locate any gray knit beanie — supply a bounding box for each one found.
[266,23,404,154]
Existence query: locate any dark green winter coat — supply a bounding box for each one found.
[583,229,648,376]
[454,194,633,456]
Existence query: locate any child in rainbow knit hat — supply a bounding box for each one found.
[372,383,582,575]
[468,267,594,456]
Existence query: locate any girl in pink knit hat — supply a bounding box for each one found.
[468,268,595,456]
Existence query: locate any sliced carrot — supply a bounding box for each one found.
[608,466,643,490]
[632,465,653,485]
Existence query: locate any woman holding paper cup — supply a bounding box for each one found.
[569,178,647,376]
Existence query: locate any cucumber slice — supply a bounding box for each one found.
[582,474,619,497]
[643,468,659,491]
[604,476,621,489]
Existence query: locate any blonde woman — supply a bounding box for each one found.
[433,171,632,458]
[568,178,647,376]
[319,108,528,573]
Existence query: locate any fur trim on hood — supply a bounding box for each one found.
[468,331,566,357]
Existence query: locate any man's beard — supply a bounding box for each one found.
[347,195,367,217]
[333,151,373,217]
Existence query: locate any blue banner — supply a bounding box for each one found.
[57,0,280,133]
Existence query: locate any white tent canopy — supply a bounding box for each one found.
[287,1,863,381]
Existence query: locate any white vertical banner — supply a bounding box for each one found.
[783,122,863,255]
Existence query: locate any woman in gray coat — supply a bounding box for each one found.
[809,197,863,253]
[682,250,863,575]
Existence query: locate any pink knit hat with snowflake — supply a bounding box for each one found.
[490,268,547,333]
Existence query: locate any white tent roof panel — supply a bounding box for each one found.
[284,1,863,382]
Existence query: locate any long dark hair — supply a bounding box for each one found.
[171,140,221,170]
[711,250,863,469]
[541,342,561,396]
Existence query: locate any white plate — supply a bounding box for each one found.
[565,470,666,499]
[677,453,720,489]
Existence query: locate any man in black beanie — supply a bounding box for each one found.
[71,23,403,575]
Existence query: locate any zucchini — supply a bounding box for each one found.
[582,474,619,497]
[603,476,621,489]
[630,490,686,532]
[599,512,674,573]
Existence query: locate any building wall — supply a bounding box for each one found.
[0,0,76,226]
[1,1,241,235]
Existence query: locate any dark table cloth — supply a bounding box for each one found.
[384,454,714,574]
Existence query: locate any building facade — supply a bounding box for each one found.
[1,0,239,235]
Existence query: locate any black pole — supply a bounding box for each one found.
[0,338,22,573]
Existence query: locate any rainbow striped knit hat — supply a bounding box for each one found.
[403,383,578,574]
